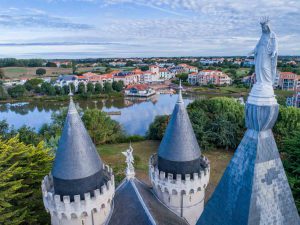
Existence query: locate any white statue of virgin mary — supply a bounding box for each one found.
[247,17,278,105]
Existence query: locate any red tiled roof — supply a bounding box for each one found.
[159,68,168,72]
[280,72,299,80]
[132,69,143,74]
[126,84,149,91]
[82,72,97,77]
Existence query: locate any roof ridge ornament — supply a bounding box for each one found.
[122,143,135,180]
[68,85,73,97]
[177,79,183,104]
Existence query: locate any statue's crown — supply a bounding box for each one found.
[260,16,270,25]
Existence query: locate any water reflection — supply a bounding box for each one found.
[0,94,203,135]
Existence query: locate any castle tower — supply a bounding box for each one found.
[149,81,210,225]
[42,98,115,225]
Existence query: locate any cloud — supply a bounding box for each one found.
[0,0,299,57]
[0,8,93,30]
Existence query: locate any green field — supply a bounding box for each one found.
[98,140,233,200]
[189,86,250,96]
[2,67,73,79]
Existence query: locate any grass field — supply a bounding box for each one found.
[97,140,233,201]
[189,86,250,97]
[2,66,96,79]
[222,67,251,77]
[2,67,72,79]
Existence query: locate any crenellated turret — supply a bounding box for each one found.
[150,80,210,225]
[42,97,115,225]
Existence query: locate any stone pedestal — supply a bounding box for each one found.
[197,101,300,225]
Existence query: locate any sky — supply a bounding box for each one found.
[0,0,299,58]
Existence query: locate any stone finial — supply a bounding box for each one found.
[177,79,183,104]
[122,143,135,179]
[68,85,73,97]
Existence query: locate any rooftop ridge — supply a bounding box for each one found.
[130,179,157,225]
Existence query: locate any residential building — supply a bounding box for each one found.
[242,74,256,86]
[140,71,160,83]
[169,66,185,75]
[188,70,231,86]
[159,68,175,80]
[178,64,198,73]
[125,84,156,97]
[52,61,71,68]
[243,59,255,67]
[109,61,127,67]
[113,71,141,85]
[55,75,79,90]
[149,65,160,75]
[278,72,300,91]
[199,58,224,65]
[89,73,114,85]
[188,72,198,85]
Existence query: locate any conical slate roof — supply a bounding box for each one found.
[197,104,300,225]
[157,81,201,177]
[52,98,106,199]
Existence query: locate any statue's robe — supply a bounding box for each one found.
[254,32,278,84]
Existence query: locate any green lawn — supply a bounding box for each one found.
[189,86,249,96]
[97,140,233,200]
[2,67,72,79]
[4,67,28,74]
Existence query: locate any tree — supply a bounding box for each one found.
[147,115,170,140]
[0,68,5,79]
[62,85,69,95]
[77,82,86,94]
[41,82,54,95]
[104,82,113,93]
[95,83,103,94]
[112,80,124,92]
[17,125,42,146]
[7,85,26,98]
[176,73,188,82]
[281,129,300,212]
[87,82,94,94]
[206,114,238,150]
[105,67,112,73]
[0,85,8,100]
[82,109,123,144]
[0,137,53,224]
[140,66,149,71]
[72,61,77,74]
[36,68,46,76]
[24,78,43,91]
[55,85,64,95]
[0,120,9,137]
[45,62,57,67]
[274,107,300,147]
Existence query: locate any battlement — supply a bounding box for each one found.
[149,154,210,224]
[149,154,210,195]
[42,164,115,220]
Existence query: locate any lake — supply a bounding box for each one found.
[0,94,201,136]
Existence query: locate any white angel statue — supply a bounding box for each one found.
[122,143,135,179]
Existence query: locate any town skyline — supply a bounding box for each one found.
[0,0,300,58]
